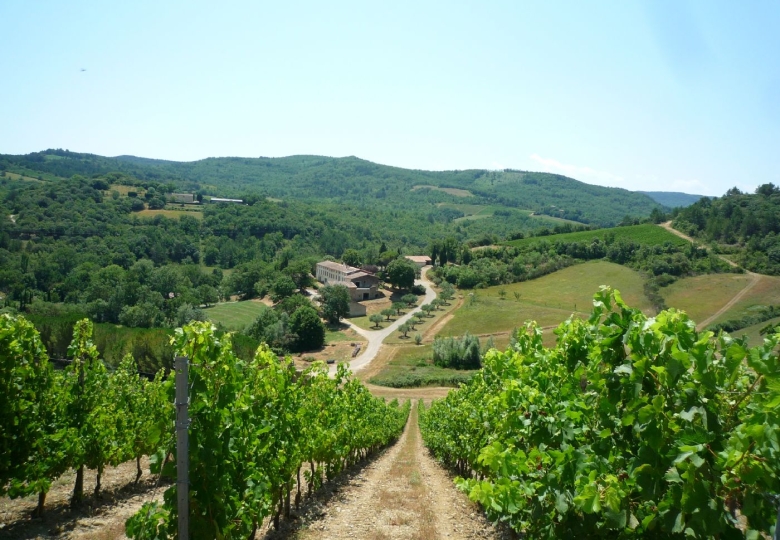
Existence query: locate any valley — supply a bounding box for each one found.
[1,151,779,539]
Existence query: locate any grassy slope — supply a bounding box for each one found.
[710,274,780,325]
[503,224,688,248]
[440,261,652,337]
[204,301,267,331]
[661,274,780,326]
[731,316,780,348]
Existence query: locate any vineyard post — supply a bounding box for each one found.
[175,356,189,540]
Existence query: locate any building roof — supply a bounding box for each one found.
[317,260,359,273]
[405,255,432,263]
[210,197,243,203]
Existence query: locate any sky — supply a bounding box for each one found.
[1,1,778,196]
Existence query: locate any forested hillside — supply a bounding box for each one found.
[639,191,702,208]
[0,149,664,226]
[672,184,780,274]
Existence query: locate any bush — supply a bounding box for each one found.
[370,371,475,388]
[289,306,325,352]
[432,332,481,369]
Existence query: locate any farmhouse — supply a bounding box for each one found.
[405,255,432,268]
[315,261,380,301]
[170,193,196,204]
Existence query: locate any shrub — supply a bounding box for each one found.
[432,332,481,369]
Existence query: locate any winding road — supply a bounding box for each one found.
[329,266,437,375]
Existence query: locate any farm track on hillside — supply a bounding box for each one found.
[658,222,762,330]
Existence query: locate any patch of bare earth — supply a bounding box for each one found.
[0,457,166,540]
[294,405,512,540]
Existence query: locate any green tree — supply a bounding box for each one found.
[385,258,416,289]
[271,275,297,302]
[320,285,350,324]
[369,314,384,328]
[341,249,362,268]
[197,284,219,307]
[381,308,395,322]
[284,260,314,290]
[432,332,481,369]
[398,322,411,338]
[276,294,312,316]
[401,293,418,307]
[289,306,325,352]
[439,289,454,305]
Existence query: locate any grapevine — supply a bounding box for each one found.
[420,287,780,538]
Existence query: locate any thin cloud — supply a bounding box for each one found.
[529,154,625,187]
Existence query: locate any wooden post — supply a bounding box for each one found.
[175,356,189,540]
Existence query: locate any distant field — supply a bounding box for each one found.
[110,184,145,196]
[708,274,780,326]
[732,316,780,348]
[503,224,688,248]
[661,273,758,325]
[137,209,203,220]
[441,260,652,337]
[437,203,576,225]
[204,301,267,331]
[412,185,473,197]
[3,172,44,183]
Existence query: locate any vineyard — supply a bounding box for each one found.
[420,287,780,538]
[1,314,409,539]
[502,224,689,248]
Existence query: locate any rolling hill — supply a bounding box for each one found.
[1,149,665,226]
[639,191,703,207]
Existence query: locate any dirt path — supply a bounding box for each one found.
[658,222,761,330]
[659,221,741,268]
[695,273,761,330]
[297,405,511,540]
[421,295,463,341]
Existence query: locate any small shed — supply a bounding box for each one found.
[405,255,432,268]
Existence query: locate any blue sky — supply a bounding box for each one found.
[1,1,778,196]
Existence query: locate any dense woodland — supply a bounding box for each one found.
[1,149,664,225]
